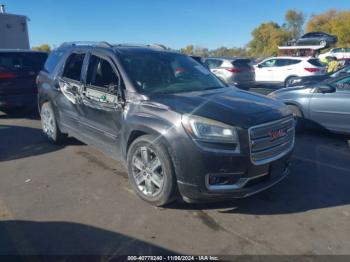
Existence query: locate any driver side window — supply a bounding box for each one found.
[86,55,119,92]
[260,59,276,67]
[334,76,350,92]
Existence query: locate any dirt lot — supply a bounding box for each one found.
[1,110,350,256]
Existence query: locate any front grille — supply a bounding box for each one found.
[249,116,295,165]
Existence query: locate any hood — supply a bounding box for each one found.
[148,88,291,128]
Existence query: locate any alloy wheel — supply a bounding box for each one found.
[41,106,55,139]
[131,146,164,197]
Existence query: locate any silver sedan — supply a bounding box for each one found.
[268,74,350,134]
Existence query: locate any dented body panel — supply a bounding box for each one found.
[37,44,294,202]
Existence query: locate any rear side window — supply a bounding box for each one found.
[0,52,47,72]
[232,59,251,68]
[86,55,119,90]
[62,53,85,81]
[308,59,323,67]
[44,50,65,74]
[286,59,301,66]
[204,59,223,69]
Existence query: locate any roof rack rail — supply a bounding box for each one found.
[115,43,167,50]
[59,41,113,48]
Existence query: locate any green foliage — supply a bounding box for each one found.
[248,22,292,57]
[306,10,350,47]
[32,44,51,52]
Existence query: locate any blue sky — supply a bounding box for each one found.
[3,0,350,49]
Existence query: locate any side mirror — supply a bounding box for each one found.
[316,85,336,94]
[257,64,262,68]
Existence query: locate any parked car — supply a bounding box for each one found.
[203,57,254,87]
[288,32,337,47]
[37,42,295,206]
[287,65,350,87]
[189,55,204,65]
[269,74,350,134]
[0,50,48,113]
[318,48,350,61]
[254,56,326,87]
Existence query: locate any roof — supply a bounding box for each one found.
[205,56,251,61]
[262,56,314,60]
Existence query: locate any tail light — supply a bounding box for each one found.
[226,68,241,73]
[0,72,17,79]
[304,68,320,73]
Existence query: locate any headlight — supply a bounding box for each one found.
[181,114,239,144]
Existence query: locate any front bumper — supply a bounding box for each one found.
[177,152,292,202]
[168,117,294,202]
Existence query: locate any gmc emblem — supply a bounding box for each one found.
[269,129,287,141]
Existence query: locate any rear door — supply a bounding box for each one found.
[309,76,350,133]
[55,52,86,131]
[0,52,47,96]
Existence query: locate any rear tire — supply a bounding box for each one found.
[127,135,179,206]
[287,105,304,132]
[40,101,67,144]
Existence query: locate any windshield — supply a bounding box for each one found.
[119,50,226,94]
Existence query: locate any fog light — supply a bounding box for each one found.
[208,173,241,186]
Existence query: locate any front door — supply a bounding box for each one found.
[78,52,124,159]
[309,76,350,133]
[255,59,276,82]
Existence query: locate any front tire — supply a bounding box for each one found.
[284,76,298,87]
[40,101,67,143]
[287,105,304,132]
[127,135,178,206]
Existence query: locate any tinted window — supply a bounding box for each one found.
[0,52,47,72]
[232,59,251,68]
[86,55,119,90]
[302,33,313,38]
[44,50,66,73]
[333,76,350,92]
[204,59,223,69]
[308,59,323,67]
[344,48,350,52]
[286,59,301,65]
[332,48,342,53]
[120,51,225,94]
[62,53,85,81]
[260,59,277,67]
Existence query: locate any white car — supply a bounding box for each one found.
[254,56,326,86]
[318,48,350,60]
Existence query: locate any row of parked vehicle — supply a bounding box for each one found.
[0,42,349,206]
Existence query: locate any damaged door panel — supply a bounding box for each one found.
[55,52,86,131]
[77,52,124,158]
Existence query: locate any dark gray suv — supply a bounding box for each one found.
[37,42,294,206]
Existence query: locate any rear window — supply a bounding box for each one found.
[204,59,223,69]
[232,59,251,68]
[0,52,47,72]
[308,59,323,67]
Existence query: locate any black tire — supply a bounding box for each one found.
[40,101,67,144]
[284,76,297,87]
[127,135,179,206]
[287,105,304,132]
[320,40,327,47]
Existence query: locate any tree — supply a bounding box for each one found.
[248,22,291,57]
[180,44,194,55]
[32,44,51,52]
[306,10,350,47]
[284,9,305,39]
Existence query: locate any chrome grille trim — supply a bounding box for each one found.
[249,116,295,165]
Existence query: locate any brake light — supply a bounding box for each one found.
[226,68,241,73]
[304,68,320,73]
[0,72,17,79]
